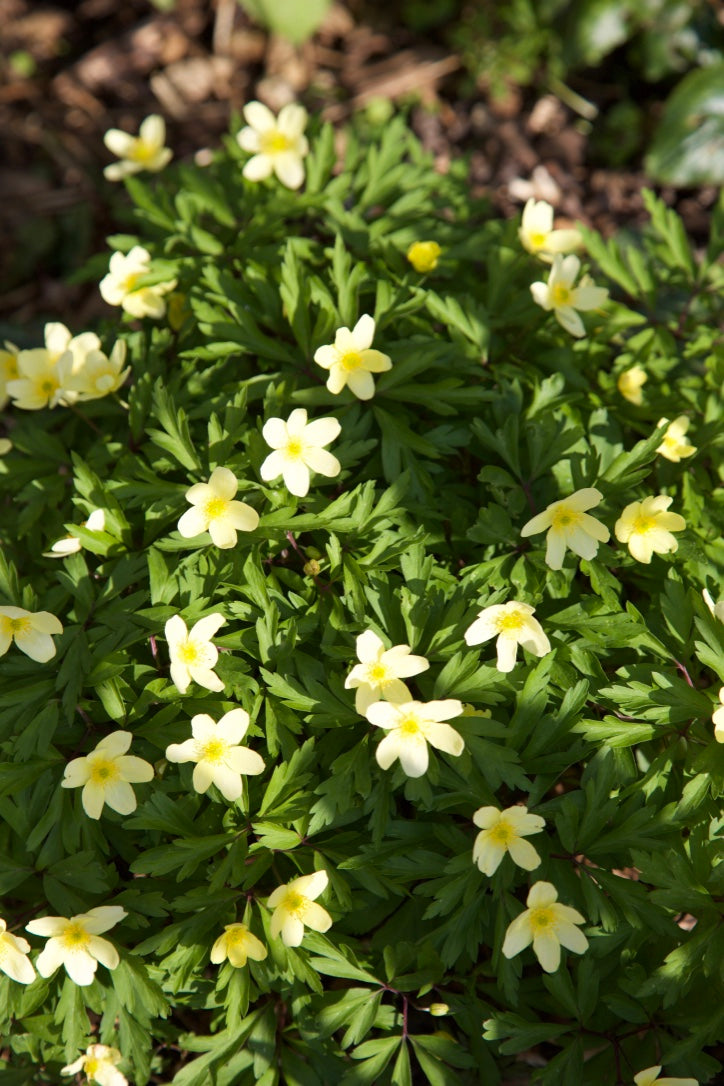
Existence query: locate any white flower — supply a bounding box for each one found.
[166,709,265,801]
[210,922,267,968]
[617,366,647,405]
[712,688,724,744]
[313,315,392,400]
[178,467,259,548]
[0,605,63,662]
[45,509,106,558]
[0,917,36,984]
[521,487,610,570]
[703,589,724,624]
[530,254,609,337]
[267,870,332,947]
[502,881,588,973]
[464,601,550,673]
[26,905,127,987]
[344,629,429,714]
[67,341,131,401]
[472,805,545,876]
[237,101,309,190]
[62,1045,128,1086]
[656,416,696,463]
[633,1067,698,1086]
[260,408,341,498]
[365,698,465,778]
[0,343,19,409]
[103,114,172,181]
[6,348,73,410]
[614,495,686,564]
[61,731,154,820]
[165,613,226,693]
[518,199,581,262]
[99,246,177,319]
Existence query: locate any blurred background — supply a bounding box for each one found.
[1,0,722,336]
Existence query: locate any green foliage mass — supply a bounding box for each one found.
[0,113,723,1085]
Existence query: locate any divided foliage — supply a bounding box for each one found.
[0,113,723,1085]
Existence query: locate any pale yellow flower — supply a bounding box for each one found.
[62,1045,128,1086]
[464,601,550,672]
[502,881,588,973]
[260,408,341,497]
[314,315,392,400]
[26,905,126,987]
[210,922,267,968]
[267,870,332,947]
[712,688,724,744]
[0,343,19,409]
[178,467,259,548]
[472,805,545,875]
[520,487,610,570]
[656,416,696,463]
[0,917,36,984]
[237,101,309,190]
[100,246,177,319]
[166,708,265,801]
[617,366,647,405]
[0,605,63,662]
[45,509,106,558]
[103,114,172,181]
[165,613,226,693]
[518,199,581,262]
[633,1067,698,1086]
[0,438,12,455]
[344,629,429,714]
[614,495,686,564]
[365,698,464,778]
[62,731,154,820]
[6,348,73,410]
[530,254,608,337]
[407,241,441,273]
[703,589,724,623]
[67,341,130,401]
[43,322,101,367]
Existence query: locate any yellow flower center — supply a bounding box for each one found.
[89,757,119,784]
[552,284,572,307]
[131,140,157,164]
[62,922,90,949]
[529,905,555,933]
[121,273,141,293]
[261,129,292,155]
[204,497,229,520]
[551,507,580,530]
[284,891,308,916]
[491,820,514,844]
[497,611,524,632]
[399,715,421,736]
[367,663,389,683]
[530,231,547,249]
[224,925,248,946]
[178,640,201,664]
[340,350,362,371]
[633,515,657,534]
[7,616,30,634]
[84,1057,100,1077]
[285,438,303,459]
[199,738,227,764]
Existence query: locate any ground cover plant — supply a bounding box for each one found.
[0,103,722,1086]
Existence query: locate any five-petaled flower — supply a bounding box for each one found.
[314,315,392,400]
[345,629,429,714]
[62,731,154,820]
[365,698,465,778]
[103,114,172,181]
[6,348,73,410]
[633,1067,698,1086]
[178,467,259,548]
[530,254,608,338]
[502,881,588,973]
[68,341,131,402]
[464,601,550,673]
[237,101,309,190]
[407,241,441,273]
[62,1044,129,1086]
[46,508,106,558]
[260,409,341,498]
[518,199,581,262]
[711,688,724,744]
[165,613,226,693]
[26,905,127,986]
[472,805,545,876]
[614,495,686,564]
[0,917,36,984]
[617,366,647,405]
[656,416,696,463]
[210,922,267,968]
[521,487,610,570]
[100,246,177,319]
[0,605,63,662]
[166,709,265,801]
[267,870,332,947]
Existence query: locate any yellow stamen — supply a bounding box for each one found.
[179,641,200,664]
[552,284,572,306]
[529,906,555,933]
[340,351,362,371]
[399,716,421,736]
[204,497,228,520]
[89,757,119,784]
[260,130,291,155]
[551,507,580,530]
[497,612,524,632]
[200,738,226,764]
[62,922,90,948]
[633,516,656,534]
[367,663,388,683]
[285,439,303,459]
[491,821,514,844]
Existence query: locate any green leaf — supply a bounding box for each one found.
[646,64,724,186]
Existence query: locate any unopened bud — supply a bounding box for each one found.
[304,559,321,577]
[428,1003,449,1017]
